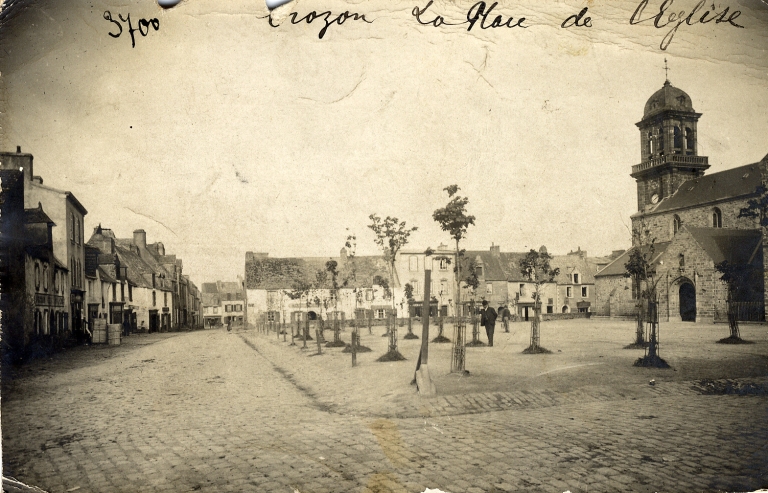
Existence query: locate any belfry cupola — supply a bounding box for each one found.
[631,71,709,211]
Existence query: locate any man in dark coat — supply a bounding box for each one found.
[480,300,498,346]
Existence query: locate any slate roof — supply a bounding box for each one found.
[686,227,762,265]
[98,266,118,283]
[648,162,761,215]
[642,81,695,119]
[245,255,390,290]
[114,243,156,289]
[24,204,54,225]
[202,292,220,307]
[595,241,672,277]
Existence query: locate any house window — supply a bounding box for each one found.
[365,289,373,301]
[573,273,580,284]
[375,309,386,319]
[566,286,573,298]
[129,285,133,301]
[70,212,75,242]
[439,258,448,270]
[213,306,218,314]
[76,218,81,245]
[164,292,168,307]
[712,208,722,228]
[440,279,448,295]
[412,280,419,295]
[409,256,418,271]
[547,306,553,314]
[112,283,117,301]
[236,304,243,311]
[486,283,493,295]
[267,312,276,322]
[475,265,483,278]
[35,263,41,290]
[152,291,157,306]
[121,283,125,301]
[581,286,588,297]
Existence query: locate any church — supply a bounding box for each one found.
[595,77,767,323]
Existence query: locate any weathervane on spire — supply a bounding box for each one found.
[664,58,669,82]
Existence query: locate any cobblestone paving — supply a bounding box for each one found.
[3,329,767,493]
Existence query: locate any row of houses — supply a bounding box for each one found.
[242,245,624,325]
[0,148,202,361]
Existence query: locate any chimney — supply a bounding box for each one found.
[490,243,500,256]
[133,229,147,250]
[0,147,34,182]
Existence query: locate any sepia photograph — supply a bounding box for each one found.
[1,0,767,491]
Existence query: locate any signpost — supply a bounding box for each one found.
[414,265,436,396]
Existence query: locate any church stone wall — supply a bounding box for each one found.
[652,228,727,323]
[632,198,759,244]
[594,275,637,318]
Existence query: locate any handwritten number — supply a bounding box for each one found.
[103,11,122,38]
[104,11,159,48]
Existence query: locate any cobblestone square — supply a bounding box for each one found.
[3,319,768,493]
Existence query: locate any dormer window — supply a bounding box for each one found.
[673,215,682,234]
[475,265,483,278]
[573,273,580,284]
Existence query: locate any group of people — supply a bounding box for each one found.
[479,301,512,347]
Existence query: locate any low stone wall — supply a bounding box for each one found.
[541,312,592,321]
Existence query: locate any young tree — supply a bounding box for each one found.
[624,223,669,367]
[287,278,313,348]
[464,258,484,347]
[323,260,347,347]
[432,185,475,373]
[402,282,419,339]
[518,246,559,354]
[715,260,758,344]
[623,225,658,349]
[368,214,418,362]
[738,184,768,226]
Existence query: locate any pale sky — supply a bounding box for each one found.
[2,0,767,286]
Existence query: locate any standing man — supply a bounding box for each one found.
[480,300,497,347]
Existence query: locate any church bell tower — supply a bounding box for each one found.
[631,72,709,211]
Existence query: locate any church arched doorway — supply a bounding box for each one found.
[679,282,696,322]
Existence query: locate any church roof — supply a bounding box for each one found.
[594,241,671,277]
[686,227,762,265]
[643,80,695,119]
[648,162,762,215]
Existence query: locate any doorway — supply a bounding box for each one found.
[679,282,696,321]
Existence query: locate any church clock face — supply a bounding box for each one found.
[650,193,660,204]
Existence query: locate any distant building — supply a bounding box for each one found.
[243,250,391,325]
[201,280,245,327]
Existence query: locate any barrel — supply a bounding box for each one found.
[107,324,122,346]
